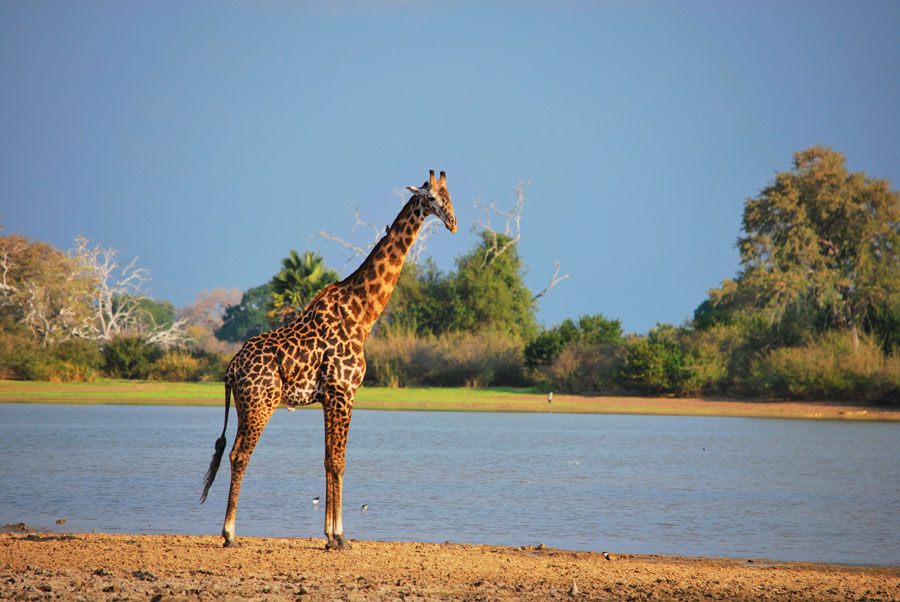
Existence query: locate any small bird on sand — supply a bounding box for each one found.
[602,552,611,561]
[360,504,368,512]
[312,497,320,507]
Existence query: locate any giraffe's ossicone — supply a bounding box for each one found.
[201,170,456,550]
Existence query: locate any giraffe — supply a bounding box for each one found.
[200,170,456,550]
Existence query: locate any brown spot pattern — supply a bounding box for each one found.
[210,171,456,550]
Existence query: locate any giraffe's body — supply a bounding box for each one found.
[201,171,456,549]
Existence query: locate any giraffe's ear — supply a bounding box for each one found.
[406,186,422,195]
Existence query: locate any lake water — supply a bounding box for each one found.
[1,403,898,565]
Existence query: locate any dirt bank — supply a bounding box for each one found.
[2,531,897,601]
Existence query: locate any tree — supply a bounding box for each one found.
[524,314,623,369]
[215,283,274,343]
[707,146,900,348]
[179,288,242,331]
[102,335,163,379]
[317,180,566,340]
[270,250,340,320]
[473,180,569,302]
[618,339,691,395]
[451,230,538,340]
[377,257,480,337]
[315,193,443,269]
[178,288,242,352]
[0,233,95,345]
[71,235,187,347]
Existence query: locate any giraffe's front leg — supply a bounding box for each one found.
[323,398,353,550]
[324,470,350,550]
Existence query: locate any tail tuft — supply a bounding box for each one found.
[200,435,227,504]
[201,380,232,504]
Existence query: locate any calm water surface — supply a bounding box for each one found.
[1,404,898,565]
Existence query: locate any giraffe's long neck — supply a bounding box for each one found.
[343,198,426,333]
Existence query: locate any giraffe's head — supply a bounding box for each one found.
[407,170,457,233]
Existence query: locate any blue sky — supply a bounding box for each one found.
[2,1,898,334]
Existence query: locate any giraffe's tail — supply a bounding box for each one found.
[200,381,231,504]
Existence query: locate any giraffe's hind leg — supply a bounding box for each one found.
[222,392,278,548]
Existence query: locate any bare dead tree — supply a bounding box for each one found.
[473,179,528,267]
[72,234,149,342]
[315,193,440,268]
[474,179,569,302]
[0,236,26,304]
[313,202,383,270]
[318,180,570,302]
[145,316,189,349]
[72,235,186,348]
[20,271,95,345]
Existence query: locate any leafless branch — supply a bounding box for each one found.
[313,202,383,269]
[475,179,569,301]
[408,217,441,264]
[473,179,529,267]
[531,260,571,303]
[0,237,25,302]
[316,193,439,268]
[145,317,189,349]
[73,234,149,342]
[71,234,187,346]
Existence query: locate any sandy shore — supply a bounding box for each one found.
[2,530,898,602]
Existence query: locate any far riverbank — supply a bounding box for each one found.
[0,379,896,420]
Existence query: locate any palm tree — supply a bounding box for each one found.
[270,250,339,321]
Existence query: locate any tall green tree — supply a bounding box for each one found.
[707,146,900,347]
[377,232,538,340]
[215,283,274,343]
[377,260,461,336]
[270,250,339,319]
[450,231,537,340]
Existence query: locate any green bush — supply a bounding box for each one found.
[195,350,230,382]
[524,328,569,370]
[524,314,622,370]
[618,339,693,395]
[675,324,744,394]
[543,342,626,394]
[103,336,163,379]
[18,357,62,381]
[364,330,526,388]
[54,339,102,372]
[0,322,42,380]
[364,331,433,387]
[434,330,526,387]
[150,350,203,382]
[145,347,231,382]
[750,331,900,403]
[0,320,100,381]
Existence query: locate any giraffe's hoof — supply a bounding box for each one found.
[223,537,240,548]
[325,536,352,550]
